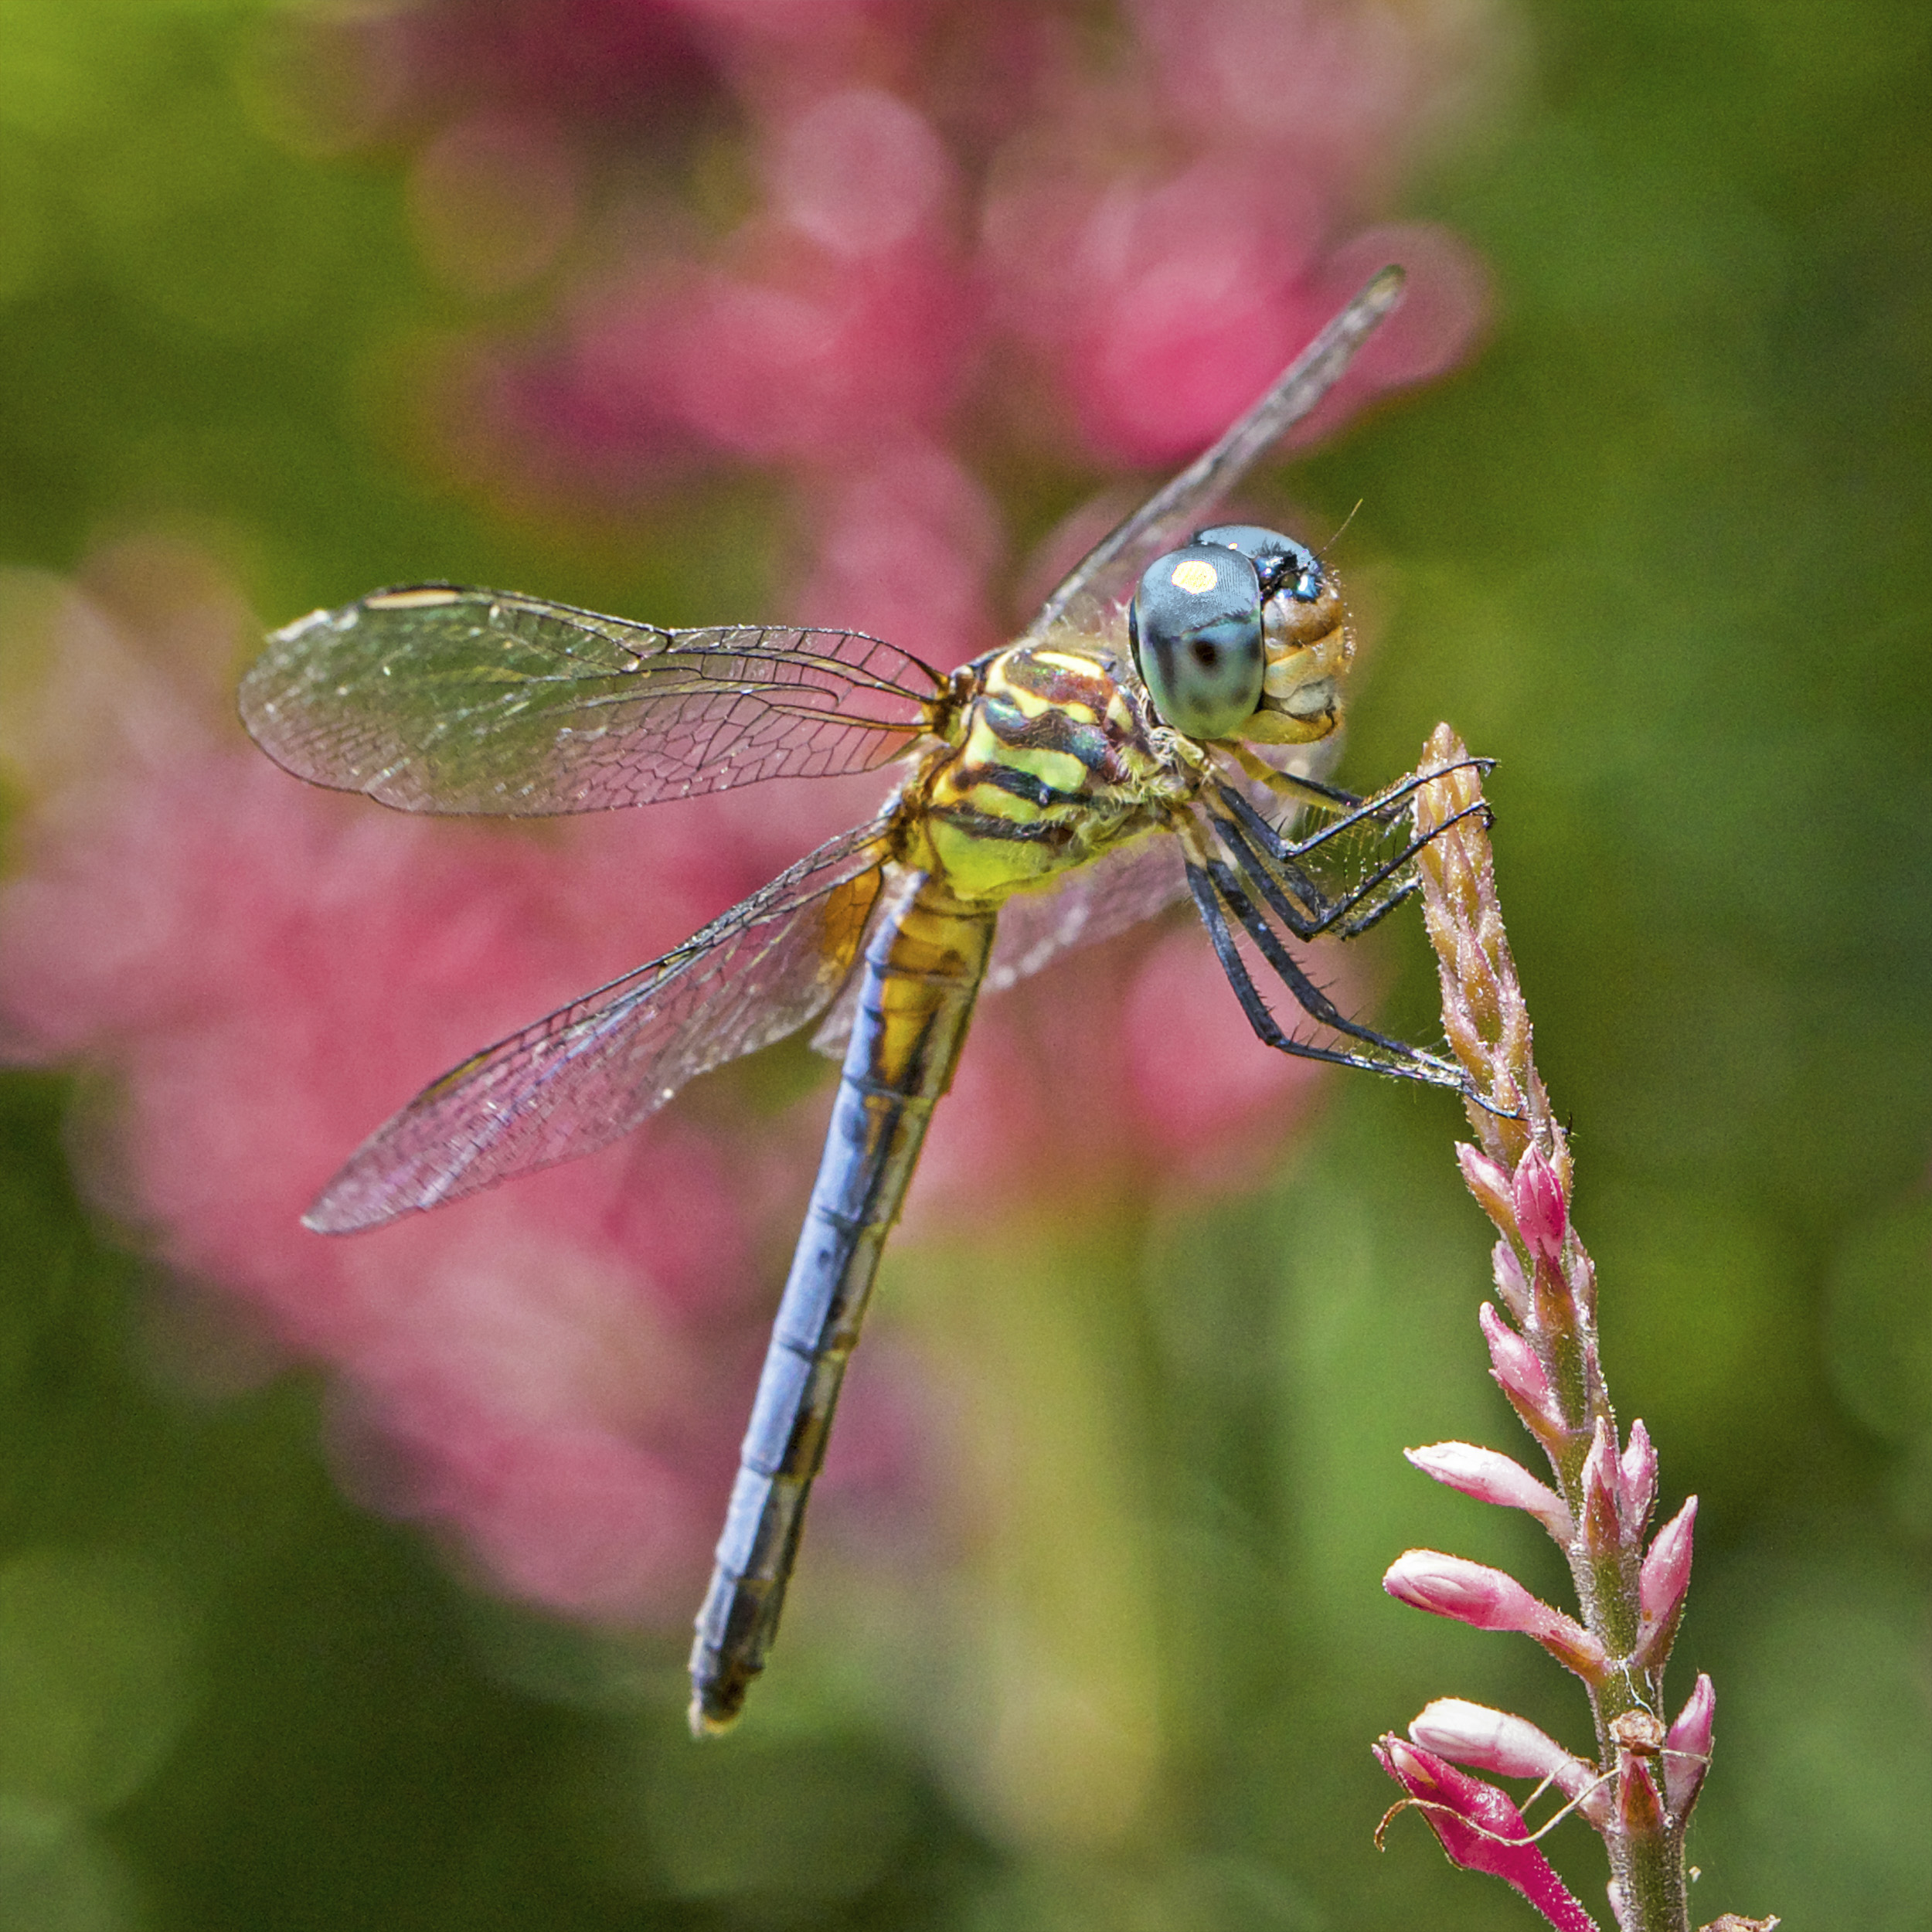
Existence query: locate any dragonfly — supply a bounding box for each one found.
[240,264,1480,1736]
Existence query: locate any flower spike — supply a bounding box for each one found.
[1372,728,1743,1932]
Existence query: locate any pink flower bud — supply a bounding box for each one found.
[1619,1421,1657,1533]
[1404,1440,1573,1542]
[1563,1244,1597,1318]
[1372,1738,1603,1932]
[1638,1495,1698,1636]
[1580,1419,1621,1553]
[1492,1237,1531,1321]
[1512,1148,1568,1263]
[1409,1697,1609,1825]
[1383,1549,1607,1679]
[1479,1303,1562,1437]
[1617,1753,1666,1842]
[1457,1144,1515,1231]
[1663,1673,1715,1820]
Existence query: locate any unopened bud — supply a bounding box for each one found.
[1492,1238,1531,1321]
[1619,1421,1658,1533]
[1563,1244,1598,1318]
[1580,1419,1622,1553]
[1383,1549,1607,1680]
[1512,1148,1568,1263]
[1404,1441,1573,1542]
[1457,1145,1515,1233]
[1479,1303,1562,1439]
[1663,1673,1715,1820]
[1617,1753,1666,1842]
[1638,1495,1698,1648]
[1410,1697,1608,1825]
[1455,928,1501,1027]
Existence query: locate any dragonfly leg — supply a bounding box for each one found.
[1182,857,1464,1090]
[1223,744,1493,828]
[1208,775,1492,941]
[1224,743,1372,817]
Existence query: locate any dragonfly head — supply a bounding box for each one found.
[1128,526,1353,747]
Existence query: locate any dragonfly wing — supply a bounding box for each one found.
[307,818,893,1232]
[1026,267,1405,642]
[241,586,947,815]
[980,832,1190,995]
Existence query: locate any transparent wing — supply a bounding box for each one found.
[1026,266,1404,643]
[803,835,1192,1061]
[308,818,893,1232]
[241,585,947,815]
[981,832,1189,994]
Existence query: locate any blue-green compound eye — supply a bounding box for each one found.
[1193,523,1324,602]
[1128,543,1266,739]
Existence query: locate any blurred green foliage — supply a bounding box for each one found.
[2,2,1929,1929]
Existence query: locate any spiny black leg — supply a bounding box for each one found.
[1311,801,1492,940]
[1330,876,1422,940]
[1209,787,1424,942]
[1209,808,1326,932]
[1269,770,1367,812]
[1217,754,1494,866]
[1226,747,1403,826]
[1202,854,1460,1076]
[1185,860,1465,1091]
[1185,862,1420,1078]
[1210,784,1492,941]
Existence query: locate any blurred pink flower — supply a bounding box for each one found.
[3,0,1514,1630]
[365,0,1497,507]
[0,552,891,1621]
[790,437,1003,665]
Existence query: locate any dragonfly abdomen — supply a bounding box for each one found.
[689,881,995,1734]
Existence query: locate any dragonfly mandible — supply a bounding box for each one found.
[240,264,1477,1736]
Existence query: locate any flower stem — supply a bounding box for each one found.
[1407,727,1706,1932]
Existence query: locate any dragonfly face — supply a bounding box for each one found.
[239,266,1477,1733]
[1126,526,1352,745]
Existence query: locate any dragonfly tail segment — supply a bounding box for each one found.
[689,879,996,1735]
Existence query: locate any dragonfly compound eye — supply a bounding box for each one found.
[1193,523,1324,604]
[1128,543,1266,740]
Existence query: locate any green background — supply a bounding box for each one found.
[2,2,1928,1927]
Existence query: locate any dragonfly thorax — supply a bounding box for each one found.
[908,641,1192,907]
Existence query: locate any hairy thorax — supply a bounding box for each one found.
[903,641,1200,906]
